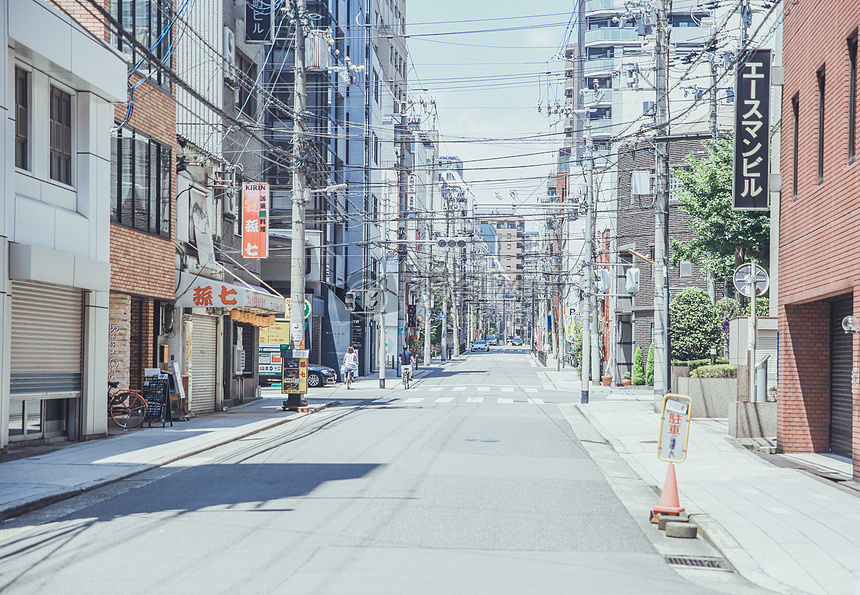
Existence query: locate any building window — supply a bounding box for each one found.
[792,93,799,200]
[372,133,379,164]
[110,0,172,83]
[679,261,692,277]
[15,67,28,170]
[49,86,72,185]
[849,32,857,164]
[236,52,257,118]
[111,126,171,238]
[817,66,825,184]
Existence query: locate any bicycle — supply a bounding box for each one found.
[108,381,147,429]
[401,364,412,390]
[344,368,356,390]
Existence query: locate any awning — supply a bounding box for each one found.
[175,272,284,314]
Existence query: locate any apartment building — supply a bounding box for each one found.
[1,0,125,449]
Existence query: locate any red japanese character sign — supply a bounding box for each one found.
[242,182,269,258]
[657,394,692,463]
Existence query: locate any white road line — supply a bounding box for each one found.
[435,397,454,403]
[498,398,514,404]
[404,397,424,403]
[429,387,443,392]
[501,387,514,393]
[528,398,545,405]
[477,387,491,392]
[525,388,538,393]
[466,397,484,403]
[372,397,397,404]
[452,386,467,392]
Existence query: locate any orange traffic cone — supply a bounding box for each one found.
[650,462,685,523]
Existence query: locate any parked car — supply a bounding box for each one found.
[308,365,337,388]
[512,337,523,346]
[485,335,497,346]
[471,340,489,352]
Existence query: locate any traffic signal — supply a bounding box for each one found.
[436,238,467,248]
[625,267,640,294]
[345,291,356,311]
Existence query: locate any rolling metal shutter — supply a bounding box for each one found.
[10,281,83,398]
[190,315,218,414]
[311,315,322,364]
[829,296,854,458]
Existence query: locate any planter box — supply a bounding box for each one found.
[671,366,691,379]
[728,401,777,438]
[669,377,738,418]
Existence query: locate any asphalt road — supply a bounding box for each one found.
[0,348,758,594]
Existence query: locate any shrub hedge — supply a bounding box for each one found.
[690,364,737,379]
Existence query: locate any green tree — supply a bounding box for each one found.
[715,297,742,323]
[670,288,722,360]
[646,343,655,386]
[631,345,646,385]
[670,139,770,283]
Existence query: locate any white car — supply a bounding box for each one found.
[471,340,489,352]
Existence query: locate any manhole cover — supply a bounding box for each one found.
[664,555,733,572]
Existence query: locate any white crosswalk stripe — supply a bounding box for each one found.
[466,397,484,403]
[525,388,538,393]
[501,387,514,393]
[429,387,443,392]
[452,386,467,392]
[435,397,454,403]
[477,386,490,392]
[404,397,424,403]
[498,397,514,404]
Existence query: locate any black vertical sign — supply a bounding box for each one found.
[733,49,771,210]
[245,0,272,43]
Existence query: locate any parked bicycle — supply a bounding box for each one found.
[108,381,147,429]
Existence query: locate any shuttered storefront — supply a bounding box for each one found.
[190,315,218,414]
[10,281,83,398]
[829,296,854,458]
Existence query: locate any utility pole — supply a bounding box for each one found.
[378,256,387,388]
[287,0,308,408]
[424,275,432,366]
[653,0,671,398]
[581,133,595,404]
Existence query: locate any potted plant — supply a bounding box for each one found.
[621,372,632,386]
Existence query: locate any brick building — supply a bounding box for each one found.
[778,3,860,477]
[613,140,723,380]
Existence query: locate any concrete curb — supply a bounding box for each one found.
[572,402,810,595]
[0,406,325,522]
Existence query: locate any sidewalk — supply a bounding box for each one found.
[539,360,860,595]
[0,401,320,522]
[0,358,453,523]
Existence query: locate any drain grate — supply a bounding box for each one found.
[664,555,734,572]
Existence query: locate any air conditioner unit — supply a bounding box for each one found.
[223,27,237,84]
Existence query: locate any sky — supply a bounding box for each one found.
[404,1,577,216]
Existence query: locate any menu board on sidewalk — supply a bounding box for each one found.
[143,373,173,427]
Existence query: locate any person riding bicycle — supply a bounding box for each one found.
[342,346,358,389]
[399,345,414,385]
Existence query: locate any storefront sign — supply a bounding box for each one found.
[733,49,771,211]
[175,272,282,312]
[245,0,272,43]
[242,183,269,258]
